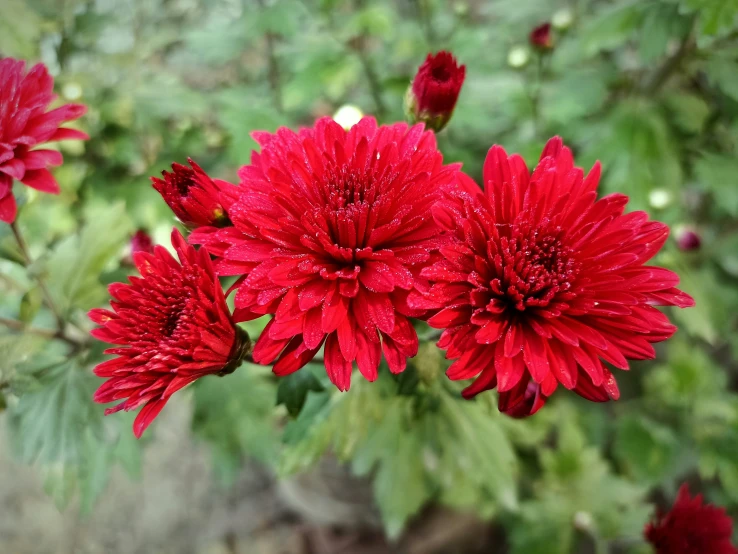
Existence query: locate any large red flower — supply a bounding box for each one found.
[645,484,737,554]
[0,58,88,223]
[410,137,694,416]
[192,117,462,390]
[89,229,248,438]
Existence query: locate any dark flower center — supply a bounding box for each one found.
[487,223,579,311]
[171,169,194,196]
[431,64,451,82]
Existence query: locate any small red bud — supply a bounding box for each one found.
[675,227,701,252]
[530,23,554,50]
[130,229,155,255]
[406,51,466,132]
[151,159,237,229]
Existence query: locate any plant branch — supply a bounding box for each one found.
[256,0,284,113]
[0,316,82,349]
[357,48,387,118]
[643,28,694,95]
[10,221,66,333]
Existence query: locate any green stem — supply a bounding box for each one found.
[10,221,67,333]
[357,49,387,118]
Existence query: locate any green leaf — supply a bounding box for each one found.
[580,99,682,210]
[276,368,324,417]
[580,1,644,57]
[46,202,132,316]
[706,54,738,101]
[192,366,278,482]
[680,0,738,37]
[352,398,431,539]
[614,415,679,483]
[694,152,738,217]
[9,361,101,464]
[19,287,43,324]
[0,332,47,384]
[663,92,711,134]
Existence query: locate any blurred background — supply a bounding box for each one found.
[1,0,738,552]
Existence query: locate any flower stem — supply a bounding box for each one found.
[255,0,284,113]
[357,49,387,118]
[10,221,68,334]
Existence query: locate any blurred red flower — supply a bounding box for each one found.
[192,117,462,390]
[645,484,737,554]
[410,137,694,416]
[530,23,554,50]
[130,229,155,255]
[0,58,87,223]
[89,229,248,438]
[152,158,238,228]
[406,51,466,132]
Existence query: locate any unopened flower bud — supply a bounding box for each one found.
[674,226,701,252]
[151,159,238,229]
[406,51,466,132]
[530,23,554,51]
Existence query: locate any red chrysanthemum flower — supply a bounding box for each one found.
[410,137,694,416]
[645,484,737,554]
[530,23,554,50]
[152,158,238,228]
[0,58,88,223]
[192,117,462,391]
[406,51,466,132]
[89,229,249,438]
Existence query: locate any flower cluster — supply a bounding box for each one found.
[25,47,688,436]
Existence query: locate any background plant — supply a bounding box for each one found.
[1,0,737,552]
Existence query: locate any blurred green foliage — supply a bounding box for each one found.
[2,0,738,551]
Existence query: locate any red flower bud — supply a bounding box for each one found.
[151,158,237,228]
[406,51,466,132]
[675,227,701,251]
[530,23,554,50]
[130,229,154,255]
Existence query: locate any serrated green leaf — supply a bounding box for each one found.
[694,153,738,217]
[0,333,47,384]
[680,0,738,36]
[46,202,132,316]
[192,366,278,482]
[580,1,644,57]
[663,92,711,134]
[352,398,430,539]
[614,415,679,483]
[9,361,101,464]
